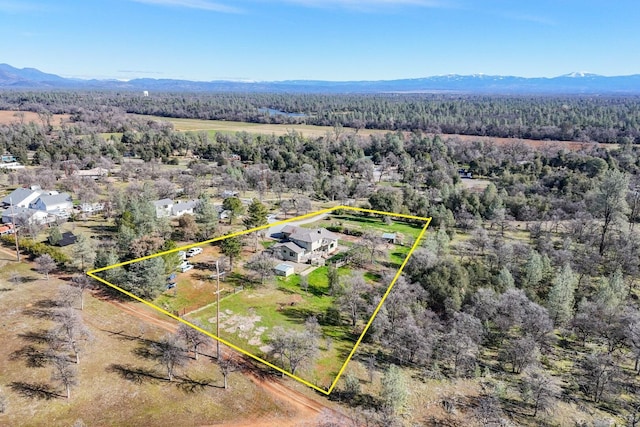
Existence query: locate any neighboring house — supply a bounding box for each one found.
[30,193,73,214]
[0,223,14,235]
[1,187,42,208]
[0,162,25,170]
[171,200,198,217]
[73,167,109,179]
[274,263,295,277]
[153,198,174,218]
[273,225,339,263]
[458,168,473,179]
[220,190,239,198]
[80,202,105,213]
[153,199,201,218]
[2,206,50,225]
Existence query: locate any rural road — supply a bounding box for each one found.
[100,294,344,427]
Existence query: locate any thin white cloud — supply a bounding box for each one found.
[131,0,241,13]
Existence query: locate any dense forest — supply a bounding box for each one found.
[3,91,640,425]
[1,90,640,143]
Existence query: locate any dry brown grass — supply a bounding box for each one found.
[0,256,308,426]
[0,110,69,126]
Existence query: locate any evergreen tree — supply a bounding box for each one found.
[496,266,515,291]
[222,196,244,225]
[220,237,242,270]
[380,364,408,416]
[546,264,578,326]
[195,194,218,239]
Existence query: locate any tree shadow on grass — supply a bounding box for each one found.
[17,329,54,345]
[10,344,50,368]
[328,389,382,410]
[107,363,167,384]
[281,306,317,322]
[9,381,61,400]
[22,299,60,320]
[107,364,222,392]
[99,328,157,345]
[174,374,222,392]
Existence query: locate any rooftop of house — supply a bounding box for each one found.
[1,187,41,205]
[273,242,306,254]
[35,193,72,206]
[172,200,198,211]
[152,198,174,207]
[288,226,338,244]
[57,231,78,247]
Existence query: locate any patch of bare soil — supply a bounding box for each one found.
[0,110,69,126]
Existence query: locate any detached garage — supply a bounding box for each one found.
[274,263,295,277]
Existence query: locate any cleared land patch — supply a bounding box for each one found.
[132,114,616,151]
[88,206,431,394]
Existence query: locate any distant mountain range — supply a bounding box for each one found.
[1,63,640,94]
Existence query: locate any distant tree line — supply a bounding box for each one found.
[1,91,640,143]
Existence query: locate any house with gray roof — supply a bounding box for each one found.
[2,187,42,208]
[171,200,198,217]
[152,199,200,218]
[2,206,51,225]
[274,225,339,263]
[152,198,174,218]
[30,193,73,215]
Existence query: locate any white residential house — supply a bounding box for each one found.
[2,187,43,208]
[30,193,73,215]
[80,202,105,213]
[171,200,198,217]
[73,167,109,179]
[2,206,50,225]
[153,199,200,218]
[153,198,174,218]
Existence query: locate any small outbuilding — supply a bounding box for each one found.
[274,263,295,277]
[382,232,397,244]
[57,231,78,247]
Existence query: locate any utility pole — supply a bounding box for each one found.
[9,197,20,262]
[215,259,221,360]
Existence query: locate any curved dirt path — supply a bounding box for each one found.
[100,295,343,427]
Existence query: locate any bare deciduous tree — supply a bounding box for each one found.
[50,354,78,399]
[35,254,56,281]
[176,321,208,361]
[520,367,560,417]
[217,355,238,390]
[152,334,189,381]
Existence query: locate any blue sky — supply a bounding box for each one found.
[1,0,638,81]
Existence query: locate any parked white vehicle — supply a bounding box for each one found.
[177,261,194,273]
[186,247,203,257]
[180,264,194,273]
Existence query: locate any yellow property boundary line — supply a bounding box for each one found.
[87,205,431,395]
